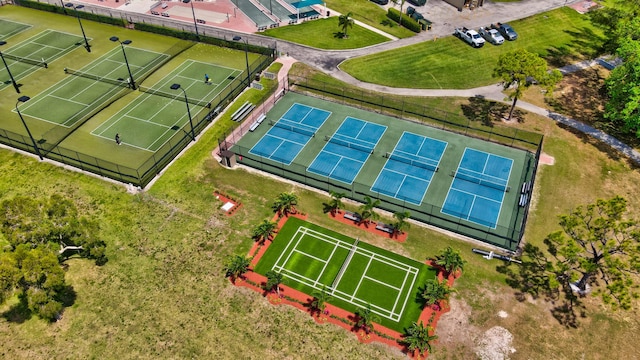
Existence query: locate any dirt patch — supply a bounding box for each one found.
[551,66,609,126]
[475,326,516,360]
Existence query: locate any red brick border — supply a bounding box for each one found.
[234,214,459,359]
[327,210,408,242]
[214,190,242,216]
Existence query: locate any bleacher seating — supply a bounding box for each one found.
[231,102,255,122]
[249,114,267,132]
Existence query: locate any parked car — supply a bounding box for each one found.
[454,27,485,48]
[491,22,518,41]
[369,0,389,5]
[478,27,505,45]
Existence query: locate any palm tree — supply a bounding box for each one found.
[392,211,411,238]
[265,270,284,295]
[358,196,380,226]
[392,0,406,26]
[327,191,345,215]
[355,303,380,334]
[402,321,438,356]
[338,12,354,38]
[251,220,277,244]
[434,246,466,276]
[272,192,298,217]
[421,278,456,307]
[311,286,332,314]
[223,255,251,283]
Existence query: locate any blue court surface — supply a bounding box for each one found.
[441,148,513,228]
[249,103,330,164]
[308,117,386,184]
[371,132,447,205]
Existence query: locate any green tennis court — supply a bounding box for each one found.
[0,30,85,90]
[255,217,435,332]
[18,45,168,127]
[0,18,31,38]
[91,60,242,151]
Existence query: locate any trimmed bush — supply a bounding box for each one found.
[387,8,421,33]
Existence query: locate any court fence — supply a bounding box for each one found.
[1,49,275,188]
[218,79,542,252]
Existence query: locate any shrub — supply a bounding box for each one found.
[387,8,421,33]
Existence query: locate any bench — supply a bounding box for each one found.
[236,104,255,122]
[161,12,170,17]
[343,211,361,222]
[375,222,394,234]
[249,115,266,132]
[231,102,253,122]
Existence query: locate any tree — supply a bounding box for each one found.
[327,191,345,215]
[493,49,562,121]
[311,286,332,314]
[421,278,455,307]
[354,303,380,333]
[543,196,640,310]
[223,255,251,282]
[358,196,380,226]
[251,220,277,244]
[338,12,354,39]
[402,321,438,356]
[272,192,298,217]
[265,270,283,295]
[434,246,466,276]
[392,0,406,26]
[391,211,410,238]
[0,195,106,264]
[604,31,640,138]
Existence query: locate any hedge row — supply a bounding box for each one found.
[17,0,127,27]
[133,23,273,56]
[387,8,421,33]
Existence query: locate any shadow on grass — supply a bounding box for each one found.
[546,26,606,68]
[496,243,585,328]
[460,96,526,125]
[1,285,76,324]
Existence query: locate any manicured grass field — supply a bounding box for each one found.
[324,0,416,39]
[255,217,435,332]
[340,7,606,88]
[262,17,390,49]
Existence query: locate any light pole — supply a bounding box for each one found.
[16,96,43,161]
[183,0,199,38]
[233,36,250,87]
[170,83,196,142]
[0,41,20,94]
[109,36,136,90]
[65,3,91,52]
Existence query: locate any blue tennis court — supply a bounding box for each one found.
[442,148,513,228]
[371,132,447,205]
[308,117,386,184]
[249,103,330,164]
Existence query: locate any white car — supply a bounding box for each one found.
[478,27,505,45]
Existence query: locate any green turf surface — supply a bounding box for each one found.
[0,30,85,90]
[232,92,531,249]
[0,18,31,38]
[340,7,606,89]
[254,217,436,332]
[262,17,390,49]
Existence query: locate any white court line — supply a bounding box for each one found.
[362,274,402,291]
[47,94,91,107]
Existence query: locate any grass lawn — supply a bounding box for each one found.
[2,4,640,360]
[324,0,416,39]
[340,7,606,89]
[262,17,390,49]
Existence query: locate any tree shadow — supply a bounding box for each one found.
[1,296,32,324]
[496,243,584,328]
[322,202,333,214]
[333,32,346,39]
[380,19,397,28]
[460,96,526,125]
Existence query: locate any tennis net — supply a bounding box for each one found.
[3,53,47,68]
[454,171,510,192]
[65,68,130,88]
[138,86,211,108]
[325,136,373,154]
[386,152,438,172]
[269,120,315,137]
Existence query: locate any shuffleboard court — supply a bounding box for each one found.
[0,18,32,38]
[0,30,85,90]
[371,132,447,205]
[249,103,330,164]
[92,60,241,151]
[258,218,432,328]
[308,117,386,184]
[441,148,513,228]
